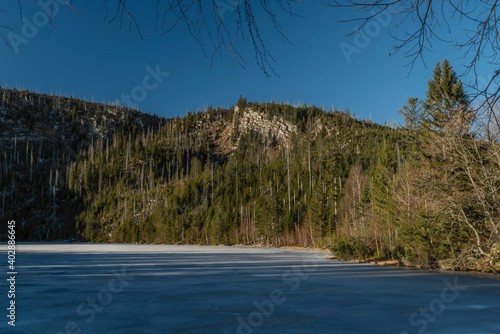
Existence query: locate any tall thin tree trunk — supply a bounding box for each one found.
[308,142,312,192]
[287,147,291,212]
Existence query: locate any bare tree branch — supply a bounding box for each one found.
[1,1,299,77]
[326,0,500,144]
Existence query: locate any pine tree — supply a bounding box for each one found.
[398,97,423,131]
[257,184,282,245]
[422,59,469,131]
[398,98,425,160]
[311,186,328,236]
[371,141,397,256]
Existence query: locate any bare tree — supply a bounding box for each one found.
[3,0,300,76]
[326,1,500,127]
[5,1,500,108]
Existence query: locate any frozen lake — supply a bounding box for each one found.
[1,243,499,333]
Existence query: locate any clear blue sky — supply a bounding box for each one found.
[0,1,492,124]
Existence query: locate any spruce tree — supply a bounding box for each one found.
[311,187,328,236]
[398,97,425,160]
[398,97,423,131]
[422,59,469,131]
[372,141,396,217]
[371,141,397,257]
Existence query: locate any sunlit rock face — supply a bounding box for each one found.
[233,105,297,146]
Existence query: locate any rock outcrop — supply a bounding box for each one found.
[233,106,297,146]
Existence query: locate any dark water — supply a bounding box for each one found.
[1,243,499,333]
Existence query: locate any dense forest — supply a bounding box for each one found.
[1,60,499,272]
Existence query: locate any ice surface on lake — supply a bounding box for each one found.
[1,243,499,333]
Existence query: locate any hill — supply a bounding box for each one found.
[1,88,499,272]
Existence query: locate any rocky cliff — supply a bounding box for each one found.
[233,105,297,146]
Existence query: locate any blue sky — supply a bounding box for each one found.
[0,1,492,124]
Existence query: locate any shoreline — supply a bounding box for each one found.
[5,241,499,279]
[277,246,500,281]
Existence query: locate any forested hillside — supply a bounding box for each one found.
[1,60,499,272]
[0,86,164,240]
[0,87,399,245]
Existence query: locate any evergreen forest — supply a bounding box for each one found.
[1,60,499,272]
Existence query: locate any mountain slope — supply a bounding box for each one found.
[6,89,497,272]
[0,90,397,245]
[0,87,164,240]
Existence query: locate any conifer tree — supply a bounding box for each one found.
[372,141,396,217]
[398,97,423,131]
[371,141,397,256]
[311,186,328,236]
[422,59,469,131]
